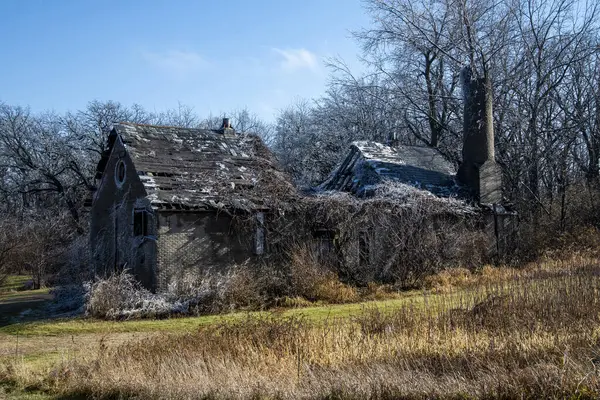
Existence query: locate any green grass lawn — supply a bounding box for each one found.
[0,275,33,293]
[0,288,452,337]
[0,276,53,327]
[0,288,50,302]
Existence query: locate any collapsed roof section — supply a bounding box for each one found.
[96,122,296,212]
[320,141,462,198]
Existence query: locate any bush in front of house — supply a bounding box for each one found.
[287,244,359,303]
[84,273,208,319]
[84,265,280,319]
[84,253,363,319]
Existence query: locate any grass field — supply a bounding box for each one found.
[0,283,432,399]
[0,291,430,336]
[2,255,600,399]
[0,276,52,328]
[0,276,34,293]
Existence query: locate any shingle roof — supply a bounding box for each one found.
[99,122,295,211]
[320,141,460,197]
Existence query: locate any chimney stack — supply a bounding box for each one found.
[457,68,502,204]
[220,117,236,137]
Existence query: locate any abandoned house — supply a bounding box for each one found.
[316,137,513,277]
[316,75,515,277]
[89,119,295,292]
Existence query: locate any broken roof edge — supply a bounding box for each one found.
[111,122,217,141]
[353,141,455,171]
[117,121,196,129]
[310,182,478,216]
[317,144,362,191]
[149,200,271,214]
[114,121,220,132]
[112,121,262,137]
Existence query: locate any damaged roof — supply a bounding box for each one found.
[320,141,460,197]
[97,122,295,211]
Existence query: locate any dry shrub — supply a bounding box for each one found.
[85,271,205,319]
[361,282,398,301]
[85,246,600,320]
[278,296,314,308]
[288,244,327,297]
[312,279,359,303]
[515,184,600,261]
[361,202,488,288]
[220,264,267,310]
[423,267,475,292]
[288,245,358,303]
[353,305,399,336]
[85,271,154,319]
[86,264,288,319]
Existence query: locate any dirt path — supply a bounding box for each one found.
[0,292,53,326]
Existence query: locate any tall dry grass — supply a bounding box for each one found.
[4,258,600,399]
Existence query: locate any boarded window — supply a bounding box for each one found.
[134,208,153,237]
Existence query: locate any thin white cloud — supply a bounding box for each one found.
[142,50,207,77]
[272,48,318,72]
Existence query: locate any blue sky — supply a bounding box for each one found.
[0,0,369,121]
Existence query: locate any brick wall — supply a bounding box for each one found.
[156,212,254,292]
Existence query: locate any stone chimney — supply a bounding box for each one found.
[457,68,502,204]
[220,117,236,137]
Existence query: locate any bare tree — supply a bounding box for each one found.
[0,104,90,227]
[156,102,200,128]
[356,0,463,150]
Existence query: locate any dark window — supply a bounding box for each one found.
[134,208,152,237]
[313,230,335,259]
[359,231,370,267]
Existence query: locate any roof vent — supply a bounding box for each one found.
[220,118,236,137]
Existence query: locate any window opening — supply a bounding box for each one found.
[115,160,126,185]
[134,208,153,237]
[255,212,265,255]
[359,231,370,267]
[313,229,335,259]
